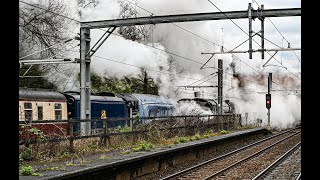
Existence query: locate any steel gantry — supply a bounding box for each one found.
[79,4,301,135]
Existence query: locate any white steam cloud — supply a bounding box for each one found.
[174,101,213,116]
[49,0,300,129]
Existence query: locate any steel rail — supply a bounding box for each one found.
[251,142,301,180]
[161,127,300,179]
[203,131,300,179]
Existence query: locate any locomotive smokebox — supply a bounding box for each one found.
[194,91,202,98]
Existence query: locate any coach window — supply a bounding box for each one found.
[37,106,43,120]
[55,103,62,120]
[24,102,32,122]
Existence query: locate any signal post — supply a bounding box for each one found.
[266,73,272,128]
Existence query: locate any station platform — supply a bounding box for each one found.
[19,128,272,180]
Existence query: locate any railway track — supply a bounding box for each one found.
[161,127,301,180]
[252,142,301,180]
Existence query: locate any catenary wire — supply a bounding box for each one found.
[252,0,301,64]
[208,0,300,80]
[20,0,297,93]
[207,0,301,84]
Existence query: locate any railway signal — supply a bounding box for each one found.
[266,93,271,109]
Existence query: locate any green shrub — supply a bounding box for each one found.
[167,144,173,148]
[190,133,201,141]
[194,133,201,140]
[28,127,47,143]
[174,137,189,144]
[205,129,213,134]
[19,166,41,176]
[179,137,189,143]
[21,148,32,161]
[220,129,229,134]
[132,141,154,151]
[121,151,130,155]
[115,125,131,133]
[174,139,180,144]
[88,144,98,150]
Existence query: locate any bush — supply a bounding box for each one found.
[219,129,229,134]
[194,134,201,140]
[132,141,154,151]
[203,134,210,138]
[174,137,189,144]
[29,127,47,143]
[19,166,41,176]
[21,148,32,161]
[115,125,131,133]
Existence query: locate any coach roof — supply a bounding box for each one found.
[19,87,66,101]
[63,93,124,102]
[115,93,138,101]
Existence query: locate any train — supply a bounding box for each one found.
[63,91,129,135]
[19,87,175,136]
[19,87,236,138]
[19,87,69,137]
[177,97,236,115]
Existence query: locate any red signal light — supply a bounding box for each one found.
[266,94,271,109]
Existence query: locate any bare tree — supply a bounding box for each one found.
[77,0,100,18]
[19,0,77,89]
[117,0,150,43]
[19,0,74,58]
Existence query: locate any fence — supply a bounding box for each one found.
[19,114,242,153]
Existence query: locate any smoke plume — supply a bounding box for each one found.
[49,0,300,128]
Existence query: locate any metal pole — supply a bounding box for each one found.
[268,73,271,93]
[129,108,133,131]
[80,28,91,136]
[85,29,91,135]
[269,73,272,92]
[268,73,272,127]
[69,121,74,153]
[218,59,223,115]
[267,109,270,127]
[103,120,107,145]
[261,5,265,59]
[248,3,253,59]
